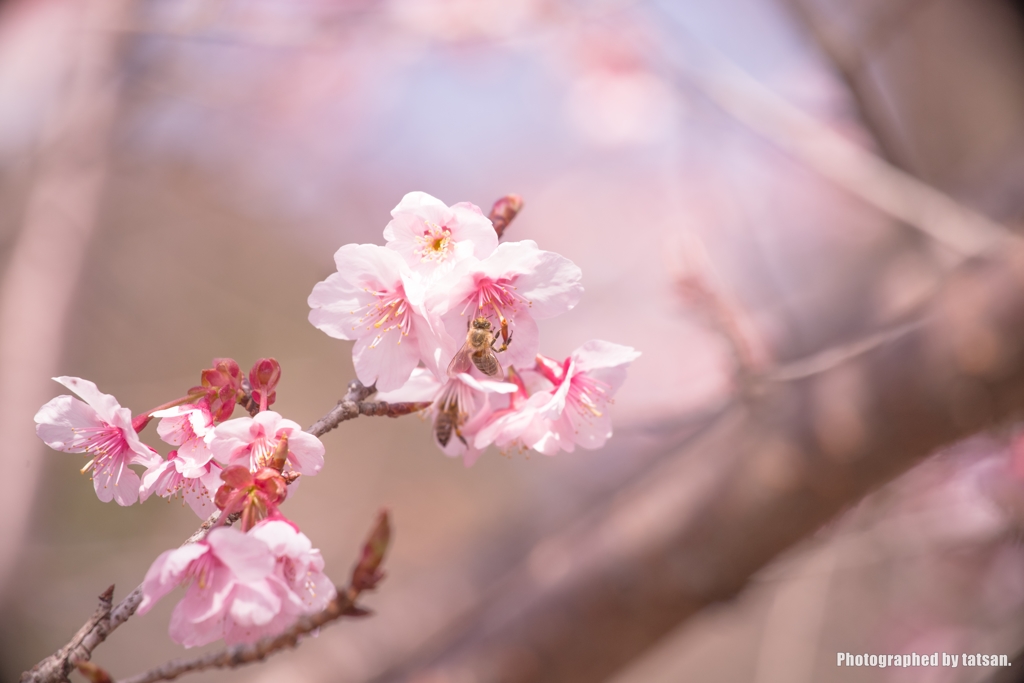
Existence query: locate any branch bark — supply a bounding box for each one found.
[374,243,1024,682]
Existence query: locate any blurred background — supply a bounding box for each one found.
[4,0,1024,681]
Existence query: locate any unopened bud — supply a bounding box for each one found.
[248,358,281,412]
[189,358,243,422]
[488,194,524,239]
[351,509,391,591]
[214,465,288,531]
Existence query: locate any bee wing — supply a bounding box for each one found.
[447,344,475,377]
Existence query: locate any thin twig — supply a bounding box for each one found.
[769,317,926,382]
[305,378,431,438]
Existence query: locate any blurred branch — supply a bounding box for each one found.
[374,242,1024,682]
[778,0,906,166]
[117,510,391,683]
[675,235,763,396]
[650,4,1011,258]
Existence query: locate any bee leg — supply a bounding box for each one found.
[455,428,468,447]
[493,328,513,354]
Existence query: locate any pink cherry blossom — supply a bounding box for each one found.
[307,243,443,390]
[383,192,498,272]
[210,411,325,476]
[138,526,284,648]
[152,403,215,475]
[429,240,584,370]
[34,376,160,506]
[251,519,335,614]
[472,369,554,453]
[139,450,223,519]
[376,367,516,466]
[529,341,640,455]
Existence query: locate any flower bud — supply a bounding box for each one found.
[351,509,391,591]
[214,464,288,531]
[248,358,281,412]
[488,193,524,239]
[190,358,243,422]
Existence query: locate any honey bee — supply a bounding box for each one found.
[434,393,467,447]
[447,316,513,380]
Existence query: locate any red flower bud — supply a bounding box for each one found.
[189,358,243,422]
[248,358,281,412]
[488,194,524,239]
[214,464,288,531]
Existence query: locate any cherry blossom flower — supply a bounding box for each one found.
[139,450,223,519]
[251,519,335,615]
[210,411,325,476]
[152,403,215,475]
[429,240,584,369]
[307,243,443,390]
[383,192,498,273]
[472,368,554,453]
[34,376,160,506]
[528,341,640,455]
[376,367,516,466]
[138,526,284,648]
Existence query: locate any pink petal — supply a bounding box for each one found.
[139,458,177,502]
[284,430,325,476]
[351,328,421,392]
[138,543,210,615]
[227,581,283,627]
[92,463,141,506]
[567,410,614,450]
[206,527,275,582]
[52,376,122,424]
[210,417,260,466]
[373,367,442,403]
[34,395,104,452]
[169,569,234,648]
[572,340,641,372]
[177,437,214,475]
[509,247,584,319]
[182,477,218,519]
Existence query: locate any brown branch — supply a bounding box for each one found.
[306,378,431,438]
[373,244,1024,682]
[118,511,391,683]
